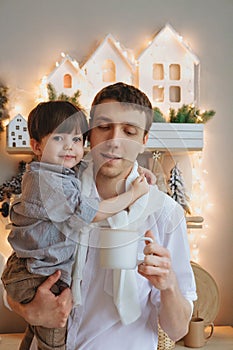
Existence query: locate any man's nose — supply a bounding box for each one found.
[107,127,122,147]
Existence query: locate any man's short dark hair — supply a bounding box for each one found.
[90,82,153,134]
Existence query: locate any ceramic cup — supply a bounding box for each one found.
[184,317,214,348]
[99,227,153,269]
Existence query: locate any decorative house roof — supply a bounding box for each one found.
[82,33,136,72]
[47,54,81,79]
[138,23,200,65]
[8,114,27,128]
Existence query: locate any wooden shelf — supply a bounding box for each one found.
[147,123,204,151]
[6,147,33,155]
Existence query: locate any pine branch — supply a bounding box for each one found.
[153,107,166,122]
[47,83,57,101]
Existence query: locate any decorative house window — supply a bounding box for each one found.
[23,127,27,132]
[11,131,15,136]
[64,74,72,88]
[153,85,164,102]
[16,126,20,130]
[102,59,116,82]
[18,135,22,140]
[169,64,180,80]
[153,64,164,80]
[22,141,27,145]
[169,86,181,102]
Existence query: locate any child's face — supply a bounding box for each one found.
[32,129,84,168]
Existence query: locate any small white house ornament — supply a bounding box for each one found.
[7,114,30,148]
[137,24,200,117]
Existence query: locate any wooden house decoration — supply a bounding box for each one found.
[33,25,204,154]
[137,24,200,118]
[7,114,30,149]
[46,53,93,109]
[81,33,136,104]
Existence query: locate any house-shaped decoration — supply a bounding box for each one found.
[137,24,200,118]
[46,54,93,109]
[82,33,136,104]
[7,114,30,149]
[32,25,203,153]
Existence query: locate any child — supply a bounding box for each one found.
[1,101,148,350]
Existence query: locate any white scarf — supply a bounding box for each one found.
[71,157,161,324]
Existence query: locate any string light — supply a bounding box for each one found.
[36,75,48,103]
[188,152,213,262]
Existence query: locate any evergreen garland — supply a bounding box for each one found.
[169,104,215,123]
[0,84,9,132]
[0,160,27,202]
[47,83,82,108]
[153,107,166,122]
[152,104,215,124]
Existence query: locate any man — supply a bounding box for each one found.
[7,83,197,349]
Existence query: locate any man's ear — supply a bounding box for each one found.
[139,133,149,154]
[30,139,42,156]
[143,133,149,145]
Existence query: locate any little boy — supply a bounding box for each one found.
[1,101,148,350]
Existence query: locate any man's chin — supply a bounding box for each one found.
[96,161,134,180]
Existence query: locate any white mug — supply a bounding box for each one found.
[99,227,153,269]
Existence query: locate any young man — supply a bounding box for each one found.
[7,83,197,350]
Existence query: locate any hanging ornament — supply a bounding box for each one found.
[168,163,191,214]
[151,151,168,193]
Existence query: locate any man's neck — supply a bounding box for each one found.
[95,169,132,200]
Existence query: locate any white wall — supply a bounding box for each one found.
[0,0,232,327]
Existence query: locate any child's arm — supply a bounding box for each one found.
[93,175,149,222]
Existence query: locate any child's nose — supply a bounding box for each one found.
[63,143,73,150]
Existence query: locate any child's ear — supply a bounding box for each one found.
[30,139,42,156]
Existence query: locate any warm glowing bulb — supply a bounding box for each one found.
[61,52,65,57]
[14,105,22,113]
[178,35,183,42]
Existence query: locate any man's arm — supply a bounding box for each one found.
[138,230,192,341]
[7,271,73,328]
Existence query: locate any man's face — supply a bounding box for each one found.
[89,100,148,180]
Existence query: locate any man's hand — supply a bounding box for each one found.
[138,230,175,291]
[138,230,193,341]
[7,271,73,328]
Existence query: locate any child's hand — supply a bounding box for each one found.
[138,166,157,185]
[131,175,149,200]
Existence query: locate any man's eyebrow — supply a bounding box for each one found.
[94,116,142,128]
